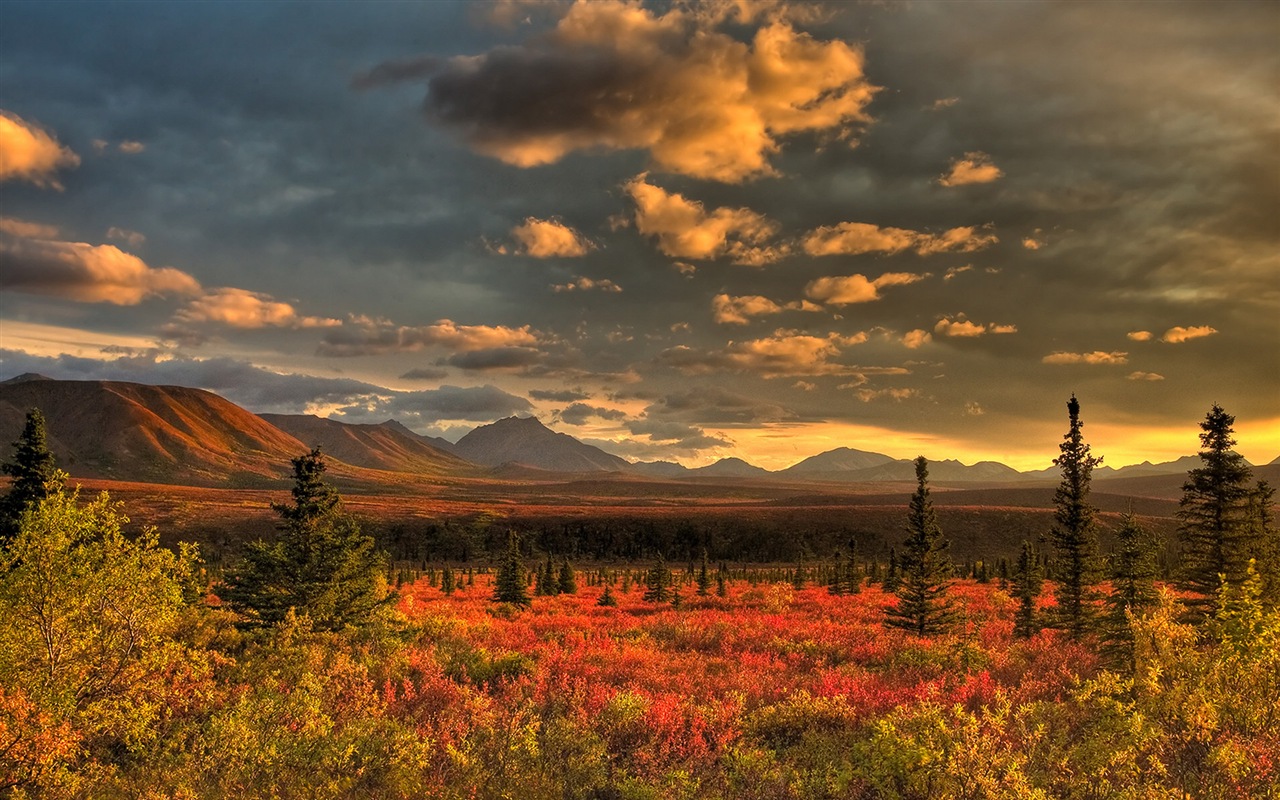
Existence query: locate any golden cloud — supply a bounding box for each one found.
[1160,325,1217,344]
[804,271,924,305]
[933,315,1018,338]
[1127,330,1154,342]
[625,174,786,264]
[659,328,875,377]
[176,288,342,329]
[0,110,80,188]
[1042,351,1129,365]
[0,235,201,305]
[802,221,997,256]
[372,1,877,182]
[551,276,622,293]
[902,329,933,349]
[319,317,542,357]
[938,151,1003,187]
[0,216,59,239]
[505,217,594,258]
[712,293,821,324]
[1127,371,1165,381]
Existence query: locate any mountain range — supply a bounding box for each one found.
[1,374,1269,488]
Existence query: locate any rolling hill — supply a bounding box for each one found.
[259,414,474,476]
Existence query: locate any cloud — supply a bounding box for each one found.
[711,293,821,324]
[902,329,933,349]
[502,217,594,257]
[938,151,1003,186]
[1022,237,1043,250]
[852,387,918,403]
[624,174,785,264]
[400,367,449,381]
[1159,325,1217,343]
[964,401,984,416]
[0,110,80,188]
[1042,351,1129,365]
[672,261,697,277]
[529,388,590,402]
[1127,330,1154,342]
[551,276,621,293]
[804,271,924,305]
[0,216,59,239]
[442,347,545,370]
[1127,371,1165,381]
[557,402,628,426]
[943,265,973,281]
[355,384,533,422]
[643,385,797,425]
[0,234,201,304]
[175,288,341,329]
[801,221,997,256]
[659,328,872,377]
[933,315,1018,338]
[106,226,146,247]
[318,317,541,357]
[362,1,878,182]
[117,140,145,154]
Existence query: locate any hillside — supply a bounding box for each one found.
[259,414,475,476]
[0,374,306,486]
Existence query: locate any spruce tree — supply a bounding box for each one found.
[696,550,712,596]
[1,408,65,546]
[597,582,617,607]
[828,551,846,596]
[1049,395,1102,639]
[223,448,387,630]
[715,569,728,598]
[1011,540,1042,639]
[883,548,900,593]
[643,554,673,603]
[557,558,577,594]
[441,565,456,595]
[1177,404,1257,617]
[493,531,531,607]
[1103,512,1159,670]
[1246,481,1278,605]
[885,457,958,636]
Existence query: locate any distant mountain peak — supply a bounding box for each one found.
[454,415,627,472]
[2,373,54,384]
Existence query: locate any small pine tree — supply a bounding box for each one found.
[441,565,456,595]
[1,408,65,545]
[643,554,673,603]
[493,531,531,607]
[558,558,577,594]
[716,569,728,598]
[884,548,900,593]
[1050,395,1103,639]
[1011,540,1043,639]
[791,560,806,590]
[597,581,617,607]
[696,550,712,597]
[828,551,846,596]
[1102,512,1159,670]
[845,557,861,594]
[885,457,958,636]
[223,448,387,630]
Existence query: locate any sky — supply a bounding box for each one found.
[1,0,1277,471]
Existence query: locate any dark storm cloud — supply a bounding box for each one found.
[400,367,449,381]
[557,402,628,427]
[529,388,590,403]
[442,347,545,371]
[343,384,533,423]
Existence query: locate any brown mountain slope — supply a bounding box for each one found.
[0,375,308,486]
[259,414,475,476]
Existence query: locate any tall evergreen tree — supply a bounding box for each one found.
[1011,540,1043,639]
[883,548,900,593]
[643,554,673,603]
[827,551,846,596]
[223,449,387,630]
[885,457,958,636]
[1049,395,1102,638]
[1177,404,1257,616]
[441,565,456,596]
[1103,512,1159,671]
[1246,481,1278,605]
[493,530,531,607]
[1,408,65,546]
